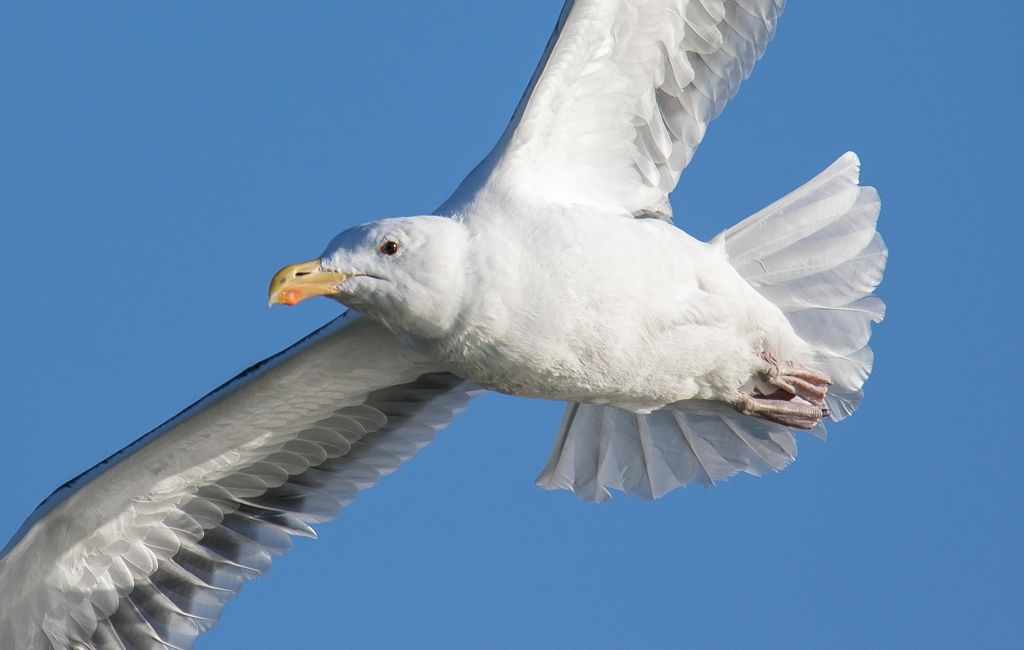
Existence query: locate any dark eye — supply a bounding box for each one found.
[379,240,400,256]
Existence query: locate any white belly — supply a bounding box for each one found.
[415,211,802,412]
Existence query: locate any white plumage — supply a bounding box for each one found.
[537,152,885,501]
[0,318,479,649]
[0,1,887,648]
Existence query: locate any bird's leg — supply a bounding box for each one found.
[734,394,825,430]
[761,353,831,408]
[730,354,833,428]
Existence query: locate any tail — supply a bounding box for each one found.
[721,151,886,419]
[537,153,887,501]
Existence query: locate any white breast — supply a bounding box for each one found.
[420,209,800,412]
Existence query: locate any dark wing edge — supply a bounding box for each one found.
[0,316,344,560]
[0,313,482,649]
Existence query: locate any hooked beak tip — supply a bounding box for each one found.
[267,259,352,308]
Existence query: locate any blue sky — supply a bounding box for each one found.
[1,2,1020,648]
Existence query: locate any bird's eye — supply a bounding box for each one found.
[379,240,401,256]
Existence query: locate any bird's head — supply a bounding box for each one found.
[269,216,469,338]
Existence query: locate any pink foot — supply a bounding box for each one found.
[734,394,825,430]
[762,353,831,407]
[731,354,833,428]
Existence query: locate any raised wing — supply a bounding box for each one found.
[0,313,479,649]
[439,0,784,219]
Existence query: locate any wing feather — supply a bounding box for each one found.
[0,314,480,649]
[439,0,785,219]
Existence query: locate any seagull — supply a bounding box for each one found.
[0,1,886,648]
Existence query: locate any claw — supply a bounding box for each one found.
[735,394,824,430]
[761,354,831,408]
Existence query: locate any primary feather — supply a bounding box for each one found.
[0,316,479,649]
[1,1,888,647]
[441,0,786,218]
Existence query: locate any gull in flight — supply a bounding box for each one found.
[0,1,886,648]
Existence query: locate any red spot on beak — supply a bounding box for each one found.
[280,288,304,306]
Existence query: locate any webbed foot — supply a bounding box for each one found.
[761,353,831,407]
[732,355,832,428]
[734,394,826,429]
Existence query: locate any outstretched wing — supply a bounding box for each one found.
[439,0,785,219]
[0,313,480,650]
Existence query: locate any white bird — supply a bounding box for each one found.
[0,1,887,648]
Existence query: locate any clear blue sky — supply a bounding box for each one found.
[1,2,1019,648]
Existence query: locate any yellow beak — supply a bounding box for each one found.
[268,259,352,306]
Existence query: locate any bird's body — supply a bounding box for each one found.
[0,2,889,648]
[403,208,801,412]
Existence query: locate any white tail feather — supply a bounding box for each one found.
[537,153,886,500]
[537,402,806,502]
[722,151,887,418]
